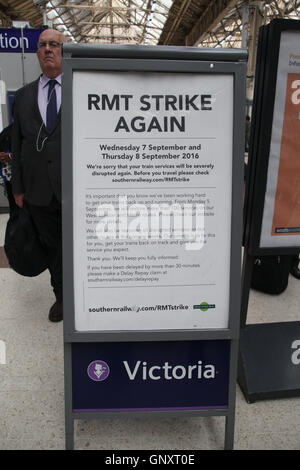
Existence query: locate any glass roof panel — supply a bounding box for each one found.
[42,1,300,48]
[45,0,172,45]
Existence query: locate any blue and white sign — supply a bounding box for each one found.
[0,28,42,53]
[72,340,230,412]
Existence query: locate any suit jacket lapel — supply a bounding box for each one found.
[31,78,44,127]
[49,108,61,135]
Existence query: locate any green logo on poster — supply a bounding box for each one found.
[193,302,216,311]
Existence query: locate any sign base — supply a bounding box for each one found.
[238,322,300,403]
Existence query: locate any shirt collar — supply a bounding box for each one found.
[41,74,62,88]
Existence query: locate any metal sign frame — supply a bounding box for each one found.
[239,19,300,404]
[61,44,246,450]
[244,19,300,256]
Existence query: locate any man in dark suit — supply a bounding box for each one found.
[11,28,65,322]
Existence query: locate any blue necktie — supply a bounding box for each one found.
[46,79,57,131]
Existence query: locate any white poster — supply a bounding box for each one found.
[72,71,233,331]
[260,31,300,248]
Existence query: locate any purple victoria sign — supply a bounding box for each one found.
[72,340,230,412]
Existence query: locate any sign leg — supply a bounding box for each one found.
[224,414,235,450]
[65,415,74,450]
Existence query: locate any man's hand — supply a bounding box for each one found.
[14,193,25,208]
[0,152,11,163]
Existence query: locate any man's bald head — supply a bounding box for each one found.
[36,29,65,78]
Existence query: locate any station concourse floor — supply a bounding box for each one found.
[0,211,299,451]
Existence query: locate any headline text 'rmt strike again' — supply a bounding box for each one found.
[87,94,213,133]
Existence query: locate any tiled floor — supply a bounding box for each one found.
[0,211,299,450]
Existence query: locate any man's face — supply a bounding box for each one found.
[36,29,63,78]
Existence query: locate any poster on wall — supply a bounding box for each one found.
[260,30,300,248]
[72,71,233,331]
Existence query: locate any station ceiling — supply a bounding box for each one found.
[0,0,299,48]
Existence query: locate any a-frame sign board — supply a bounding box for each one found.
[61,44,247,449]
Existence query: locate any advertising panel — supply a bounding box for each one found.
[72,71,233,331]
[260,30,300,248]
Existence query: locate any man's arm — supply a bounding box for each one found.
[11,91,25,207]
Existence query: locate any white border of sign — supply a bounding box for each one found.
[72,71,233,332]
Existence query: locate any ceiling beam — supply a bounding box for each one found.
[185,0,238,46]
[140,0,154,44]
[76,21,163,30]
[109,0,114,43]
[48,4,153,14]
[83,34,137,41]
[163,0,193,44]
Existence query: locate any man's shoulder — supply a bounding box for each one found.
[15,77,40,99]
